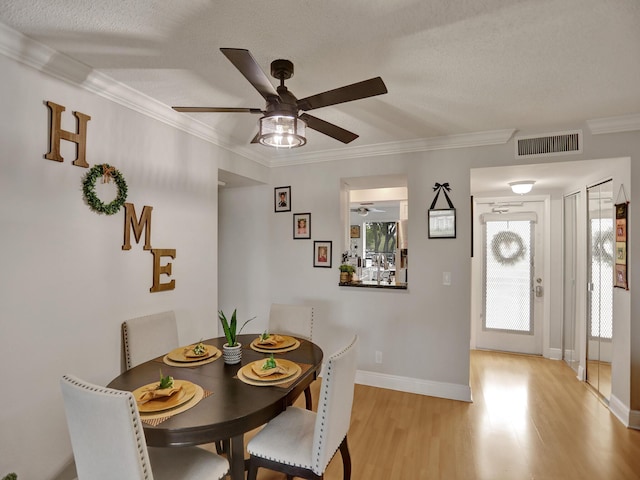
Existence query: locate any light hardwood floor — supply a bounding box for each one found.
[229,349,640,479]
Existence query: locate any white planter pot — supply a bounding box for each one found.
[222,342,242,365]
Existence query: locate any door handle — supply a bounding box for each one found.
[535,285,543,297]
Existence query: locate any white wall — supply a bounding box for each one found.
[3,24,640,479]
[0,52,247,478]
[219,130,640,424]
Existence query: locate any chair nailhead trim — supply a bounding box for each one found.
[122,323,132,370]
[62,375,152,480]
[312,336,356,473]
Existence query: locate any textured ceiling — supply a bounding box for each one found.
[1,0,639,172]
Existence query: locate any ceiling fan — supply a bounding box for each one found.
[351,204,386,216]
[172,48,388,148]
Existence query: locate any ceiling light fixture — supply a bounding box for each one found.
[258,114,306,148]
[509,180,535,195]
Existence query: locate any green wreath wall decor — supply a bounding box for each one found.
[82,163,128,215]
[491,230,526,266]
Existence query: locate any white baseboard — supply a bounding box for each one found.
[609,394,630,427]
[355,369,472,402]
[609,394,640,429]
[547,347,562,360]
[630,409,640,430]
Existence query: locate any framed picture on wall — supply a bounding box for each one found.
[615,264,628,290]
[313,241,332,268]
[293,213,311,239]
[350,225,361,238]
[614,201,629,289]
[274,186,291,212]
[428,208,456,239]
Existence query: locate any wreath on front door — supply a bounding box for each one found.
[591,228,614,265]
[491,231,526,266]
[82,163,128,215]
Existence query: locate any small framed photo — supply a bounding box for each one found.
[615,264,628,290]
[428,208,456,239]
[616,242,627,265]
[293,213,311,239]
[313,241,332,268]
[350,225,361,238]
[616,218,626,241]
[274,186,291,212]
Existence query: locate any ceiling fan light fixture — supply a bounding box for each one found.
[258,115,306,148]
[509,180,535,195]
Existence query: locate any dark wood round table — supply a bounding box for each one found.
[107,334,323,480]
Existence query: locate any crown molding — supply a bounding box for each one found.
[587,113,640,135]
[4,21,637,169]
[269,129,517,167]
[0,22,271,167]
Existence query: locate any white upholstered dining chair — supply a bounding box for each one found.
[60,375,229,480]
[269,303,314,340]
[246,335,359,480]
[269,303,315,409]
[122,311,179,370]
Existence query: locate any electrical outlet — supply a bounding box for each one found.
[375,351,382,364]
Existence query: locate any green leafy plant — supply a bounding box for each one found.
[218,309,256,347]
[2,474,17,480]
[192,340,207,356]
[262,354,277,370]
[339,264,355,273]
[158,370,174,390]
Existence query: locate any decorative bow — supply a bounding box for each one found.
[101,164,116,184]
[433,182,450,192]
[430,182,454,210]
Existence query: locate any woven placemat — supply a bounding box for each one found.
[140,385,212,426]
[162,349,221,367]
[249,338,301,354]
[236,362,312,389]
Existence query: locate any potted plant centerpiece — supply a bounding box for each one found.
[339,264,356,284]
[218,309,256,364]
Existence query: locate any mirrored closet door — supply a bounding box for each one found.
[586,180,613,401]
[562,192,580,373]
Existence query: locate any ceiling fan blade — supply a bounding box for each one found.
[172,107,263,113]
[220,48,279,101]
[300,113,358,144]
[297,77,387,111]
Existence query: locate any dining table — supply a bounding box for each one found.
[107,333,323,480]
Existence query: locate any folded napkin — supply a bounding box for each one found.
[185,345,208,358]
[257,334,283,346]
[251,362,289,378]
[138,385,182,404]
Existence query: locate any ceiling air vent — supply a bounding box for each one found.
[515,130,582,158]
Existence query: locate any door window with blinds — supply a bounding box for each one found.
[483,218,534,333]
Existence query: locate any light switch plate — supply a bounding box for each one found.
[443,271,451,286]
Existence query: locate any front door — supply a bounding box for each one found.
[475,200,545,355]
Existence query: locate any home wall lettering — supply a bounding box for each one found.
[45,101,90,167]
[123,203,153,250]
[44,100,176,293]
